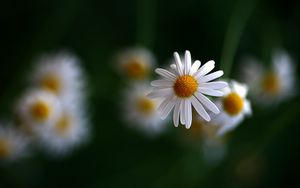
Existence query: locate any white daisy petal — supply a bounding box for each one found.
[191,96,211,121]
[184,50,192,74]
[147,88,173,98]
[199,70,224,82]
[151,80,174,87]
[180,100,185,125]
[190,60,201,75]
[161,98,176,120]
[155,68,176,80]
[200,81,228,89]
[195,92,220,114]
[184,99,192,129]
[232,81,248,98]
[174,52,184,75]
[198,88,224,97]
[173,100,181,127]
[196,60,215,77]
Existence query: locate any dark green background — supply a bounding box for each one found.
[0,0,299,187]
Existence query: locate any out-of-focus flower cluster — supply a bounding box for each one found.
[0,51,89,162]
[115,47,296,164]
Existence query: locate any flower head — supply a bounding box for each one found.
[0,125,29,161]
[211,81,252,135]
[240,50,296,105]
[116,47,155,80]
[149,50,227,128]
[31,52,85,102]
[122,83,167,135]
[16,89,62,130]
[36,104,89,156]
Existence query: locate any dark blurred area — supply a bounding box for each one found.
[0,0,299,187]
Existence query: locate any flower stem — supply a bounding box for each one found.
[220,0,257,78]
[136,0,156,49]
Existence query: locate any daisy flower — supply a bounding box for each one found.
[36,104,89,156]
[148,50,227,128]
[0,125,29,161]
[240,50,296,105]
[211,81,251,135]
[116,47,155,80]
[122,83,167,135]
[16,89,62,130]
[31,52,85,102]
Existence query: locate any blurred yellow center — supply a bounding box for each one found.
[137,97,155,115]
[42,74,61,94]
[0,138,11,158]
[261,73,281,95]
[30,101,51,121]
[174,75,198,98]
[124,58,148,79]
[223,92,244,115]
[55,115,71,135]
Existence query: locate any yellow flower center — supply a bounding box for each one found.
[41,74,61,94]
[30,100,51,121]
[137,97,156,115]
[55,114,72,136]
[0,138,11,158]
[261,73,281,95]
[124,58,148,79]
[223,92,244,115]
[173,75,198,98]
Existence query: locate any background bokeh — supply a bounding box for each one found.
[0,0,299,187]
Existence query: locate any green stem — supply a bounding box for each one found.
[220,0,256,78]
[136,0,156,49]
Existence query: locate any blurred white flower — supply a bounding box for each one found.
[116,47,156,80]
[36,104,89,156]
[240,50,296,105]
[0,125,29,161]
[148,50,227,128]
[123,83,167,135]
[16,89,62,130]
[31,52,85,103]
[211,81,252,135]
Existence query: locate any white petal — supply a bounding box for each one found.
[155,68,176,80]
[173,100,181,127]
[161,97,176,120]
[198,70,224,83]
[195,92,220,114]
[232,81,248,98]
[147,88,173,98]
[191,96,211,121]
[184,99,192,129]
[190,60,201,75]
[200,81,228,89]
[174,52,183,75]
[184,50,192,74]
[198,88,224,97]
[244,100,252,115]
[180,100,185,125]
[151,80,174,87]
[196,60,215,77]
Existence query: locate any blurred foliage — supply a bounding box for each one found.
[0,0,299,187]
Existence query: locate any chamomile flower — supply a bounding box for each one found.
[31,52,84,102]
[16,89,62,130]
[36,104,89,156]
[0,125,29,161]
[148,50,227,128]
[116,47,155,80]
[211,81,251,136]
[123,83,166,135]
[240,50,296,105]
